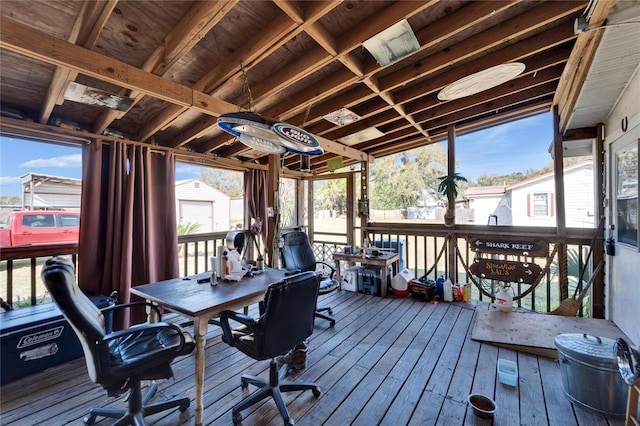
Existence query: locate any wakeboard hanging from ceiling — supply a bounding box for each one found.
[217,112,324,156]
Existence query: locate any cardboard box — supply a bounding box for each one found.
[341,266,362,292]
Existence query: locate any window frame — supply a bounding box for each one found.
[614,138,639,249]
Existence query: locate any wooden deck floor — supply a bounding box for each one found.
[0,290,626,426]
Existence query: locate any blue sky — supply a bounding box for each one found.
[0,112,553,198]
[455,112,553,181]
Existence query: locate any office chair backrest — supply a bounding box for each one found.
[280,231,317,273]
[41,257,107,383]
[257,271,320,358]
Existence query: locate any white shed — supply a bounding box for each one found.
[175,179,230,232]
[465,186,511,225]
[465,162,594,228]
[508,161,594,228]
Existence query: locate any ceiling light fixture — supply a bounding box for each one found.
[437,62,526,101]
[337,127,385,146]
[363,19,420,66]
[217,112,324,155]
[323,108,361,126]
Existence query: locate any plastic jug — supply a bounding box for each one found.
[443,278,453,302]
[494,283,513,313]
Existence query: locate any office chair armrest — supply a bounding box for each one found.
[102,301,163,321]
[219,310,257,346]
[316,261,336,279]
[102,322,188,351]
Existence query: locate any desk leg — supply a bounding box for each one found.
[193,317,207,426]
[380,266,388,297]
[335,260,342,290]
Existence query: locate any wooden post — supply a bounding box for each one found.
[360,159,370,245]
[347,172,355,246]
[447,124,457,280]
[296,178,304,227]
[266,154,281,267]
[552,105,569,300]
[592,123,606,318]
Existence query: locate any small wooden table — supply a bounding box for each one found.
[131,268,286,426]
[332,251,400,297]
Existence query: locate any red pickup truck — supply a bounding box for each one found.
[0,211,80,246]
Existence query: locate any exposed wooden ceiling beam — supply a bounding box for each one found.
[188,1,439,150]
[0,17,240,115]
[93,0,237,136]
[379,1,584,93]
[39,0,117,125]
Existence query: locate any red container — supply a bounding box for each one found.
[391,287,409,297]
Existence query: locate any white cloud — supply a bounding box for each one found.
[19,154,82,169]
[0,176,22,184]
[175,163,207,176]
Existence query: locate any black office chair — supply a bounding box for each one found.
[220,271,322,426]
[41,257,195,426]
[279,231,338,327]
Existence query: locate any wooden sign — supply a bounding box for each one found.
[469,259,542,284]
[467,236,548,257]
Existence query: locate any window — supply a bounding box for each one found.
[532,193,549,217]
[175,162,244,232]
[616,140,638,247]
[60,214,80,227]
[23,214,55,227]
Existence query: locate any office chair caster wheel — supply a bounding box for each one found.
[232,411,243,424]
[312,386,321,397]
[83,414,96,425]
[329,319,335,327]
[240,377,249,388]
[327,308,333,315]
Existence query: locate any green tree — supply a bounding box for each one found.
[370,144,449,209]
[315,178,346,215]
[199,169,243,197]
[472,156,592,187]
[0,195,21,206]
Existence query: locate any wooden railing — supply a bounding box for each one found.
[0,243,79,308]
[1,225,603,317]
[0,231,255,308]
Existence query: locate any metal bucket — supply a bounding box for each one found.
[554,333,629,418]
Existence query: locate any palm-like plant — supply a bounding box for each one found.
[437,172,467,226]
[177,222,201,235]
[437,172,468,200]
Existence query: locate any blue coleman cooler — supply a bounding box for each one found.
[0,295,115,384]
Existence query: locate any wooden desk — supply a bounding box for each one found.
[333,251,399,297]
[131,268,286,426]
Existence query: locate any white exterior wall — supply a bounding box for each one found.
[470,195,512,225]
[509,164,594,228]
[604,67,640,346]
[560,164,595,228]
[175,180,230,232]
[511,180,556,227]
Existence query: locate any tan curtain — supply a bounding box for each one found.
[78,139,178,327]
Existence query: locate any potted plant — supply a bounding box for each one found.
[437,172,467,227]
